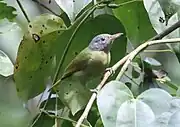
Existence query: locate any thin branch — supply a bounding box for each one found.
[16,0,30,22]
[117,0,142,6]
[116,38,180,80]
[143,49,173,53]
[124,73,139,86]
[55,93,59,127]
[32,0,61,17]
[40,110,89,127]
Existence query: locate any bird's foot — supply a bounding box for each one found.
[105,67,115,76]
[90,88,99,94]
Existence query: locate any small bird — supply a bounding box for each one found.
[51,33,123,89]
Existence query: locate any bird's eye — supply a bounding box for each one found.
[101,38,105,41]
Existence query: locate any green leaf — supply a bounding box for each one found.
[0,50,13,76]
[14,14,66,101]
[31,112,54,127]
[97,81,133,127]
[0,1,17,21]
[132,66,140,78]
[55,0,92,21]
[144,0,179,25]
[56,79,91,115]
[0,75,30,127]
[169,98,180,113]
[150,99,180,126]
[55,14,127,115]
[40,97,64,110]
[143,0,180,63]
[95,118,103,127]
[144,57,161,66]
[28,14,66,36]
[113,0,156,45]
[116,99,155,127]
[97,84,175,126]
[150,112,172,127]
[137,88,172,116]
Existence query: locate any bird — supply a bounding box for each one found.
[51,33,123,89]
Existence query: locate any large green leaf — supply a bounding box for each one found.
[137,88,172,116]
[116,99,155,127]
[55,14,127,115]
[113,0,156,45]
[14,14,66,101]
[97,80,180,127]
[97,81,133,127]
[0,0,17,21]
[55,0,92,21]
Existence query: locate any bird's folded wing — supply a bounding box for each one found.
[61,48,91,80]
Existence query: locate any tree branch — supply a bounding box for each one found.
[116,38,180,80]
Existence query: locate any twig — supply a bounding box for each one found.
[55,93,59,127]
[40,110,89,127]
[143,49,172,53]
[116,38,180,80]
[16,0,30,22]
[30,92,52,127]
[32,0,61,17]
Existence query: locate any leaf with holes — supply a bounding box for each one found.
[14,14,66,101]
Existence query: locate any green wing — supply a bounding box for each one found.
[61,48,91,80]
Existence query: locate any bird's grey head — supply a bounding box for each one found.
[88,33,123,52]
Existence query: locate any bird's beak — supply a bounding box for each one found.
[110,33,123,41]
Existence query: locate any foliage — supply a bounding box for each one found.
[1,0,180,127]
[0,0,17,21]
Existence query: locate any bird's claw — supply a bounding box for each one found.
[90,88,99,94]
[105,67,115,76]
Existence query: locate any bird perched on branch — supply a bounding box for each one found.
[51,33,123,89]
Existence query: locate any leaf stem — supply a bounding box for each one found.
[16,0,30,22]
